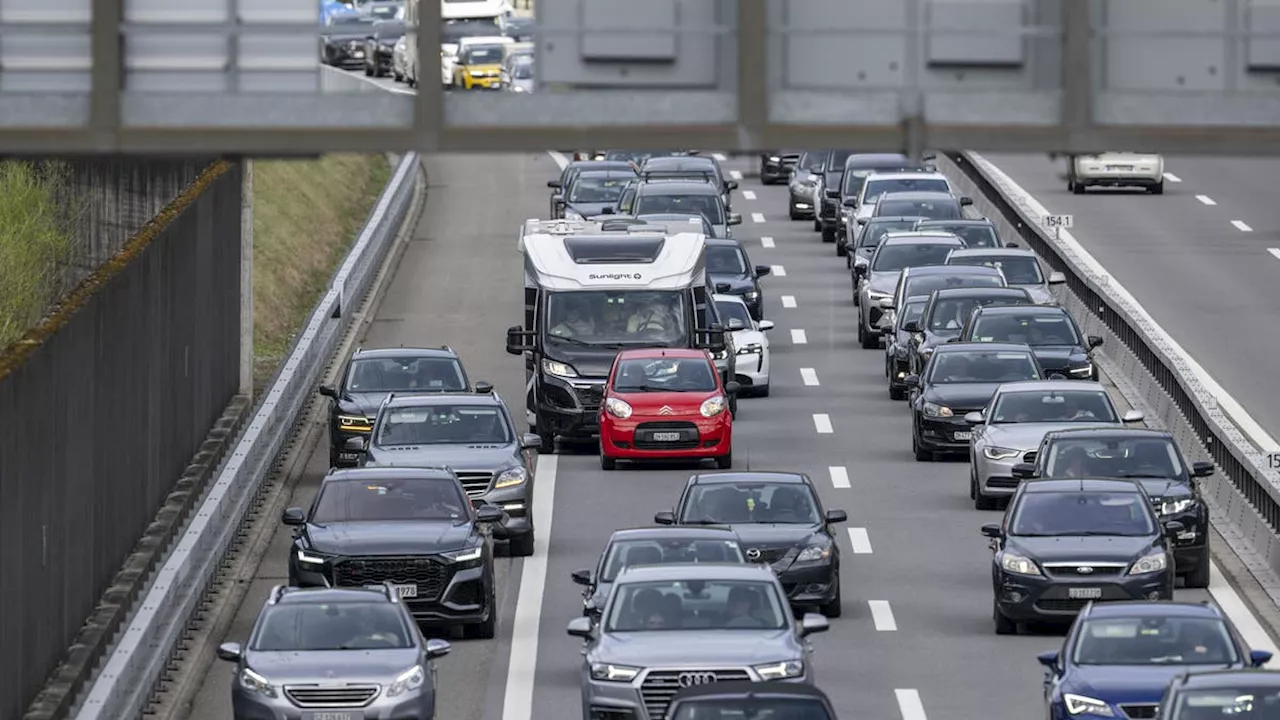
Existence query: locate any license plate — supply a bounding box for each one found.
[302,713,365,720]
[367,583,417,598]
[953,431,972,441]
[1107,165,1133,171]
[1068,587,1103,600]
[652,432,681,442]
[339,452,359,460]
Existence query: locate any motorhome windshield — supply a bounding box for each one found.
[545,290,690,348]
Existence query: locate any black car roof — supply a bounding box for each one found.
[1043,427,1172,441]
[843,153,915,168]
[352,347,459,360]
[929,287,1030,300]
[568,161,634,172]
[704,237,746,250]
[972,304,1068,317]
[384,392,502,408]
[918,218,996,226]
[881,235,965,246]
[273,586,395,605]
[870,215,928,223]
[641,156,718,171]
[326,466,457,482]
[610,526,739,540]
[906,264,1003,277]
[672,680,834,701]
[1022,477,1145,493]
[576,169,636,179]
[878,191,960,201]
[637,181,718,195]
[932,341,1034,355]
[691,471,808,485]
[1175,668,1280,689]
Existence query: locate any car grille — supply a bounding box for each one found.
[640,669,752,719]
[1042,565,1124,579]
[634,421,701,450]
[333,557,450,600]
[1120,704,1159,719]
[284,684,379,708]
[574,383,605,410]
[986,476,1019,489]
[745,545,791,564]
[454,470,493,497]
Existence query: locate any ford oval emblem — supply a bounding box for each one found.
[1077,566,1094,575]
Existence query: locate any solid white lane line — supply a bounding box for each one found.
[761,236,775,248]
[868,600,898,631]
[1232,220,1254,232]
[790,329,807,344]
[751,212,767,224]
[1195,195,1217,206]
[712,152,727,161]
[501,456,558,720]
[547,150,570,170]
[729,169,743,181]
[895,689,928,720]
[1268,249,1280,261]
[1209,564,1279,662]
[847,527,873,554]
[742,190,757,200]
[1163,172,1182,183]
[771,265,786,276]
[800,368,819,386]
[828,466,850,489]
[812,413,833,433]
[780,295,796,308]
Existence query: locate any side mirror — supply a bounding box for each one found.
[1163,520,1186,536]
[727,213,743,226]
[856,217,869,225]
[282,507,306,525]
[1087,335,1104,349]
[567,616,594,638]
[1250,649,1273,667]
[344,436,368,452]
[475,504,505,523]
[506,325,536,355]
[1011,463,1036,479]
[921,152,937,161]
[547,179,561,189]
[715,282,732,293]
[758,320,775,331]
[1048,271,1066,285]
[425,638,452,659]
[1006,242,1020,248]
[600,207,615,215]
[1048,373,1066,380]
[521,433,542,449]
[964,411,984,424]
[725,180,739,191]
[215,642,243,663]
[571,569,593,586]
[1192,461,1215,478]
[902,374,921,388]
[725,381,742,395]
[981,523,1002,538]
[825,509,848,524]
[754,265,771,277]
[843,198,856,207]
[318,384,339,399]
[474,380,494,394]
[960,196,974,206]
[1037,650,1059,670]
[903,321,921,334]
[1122,410,1145,423]
[654,511,676,525]
[879,298,895,309]
[799,613,830,636]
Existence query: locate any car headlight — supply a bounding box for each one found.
[494,466,527,489]
[563,210,583,220]
[919,347,934,358]
[769,155,780,161]
[443,546,484,563]
[1127,549,1167,576]
[754,660,804,680]
[338,414,372,430]
[240,667,278,698]
[296,549,329,566]
[1069,363,1093,376]
[386,665,425,698]
[854,256,869,268]
[1063,693,1114,716]
[982,446,1022,461]
[737,343,762,355]
[743,291,759,301]
[701,396,727,418]
[1160,498,1195,515]
[542,359,578,378]
[795,542,832,563]
[605,397,632,419]
[922,401,953,418]
[867,290,891,302]
[590,663,641,682]
[999,552,1042,577]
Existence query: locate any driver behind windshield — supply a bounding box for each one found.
[551,298,595,338]
[627,300,674,334]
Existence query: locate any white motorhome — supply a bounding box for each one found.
[441,0,513,21]
[506,219,734,452]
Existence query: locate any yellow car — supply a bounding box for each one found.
[453,44,506,89]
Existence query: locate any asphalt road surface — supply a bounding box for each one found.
[183,151,1237,720]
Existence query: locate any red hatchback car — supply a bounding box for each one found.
[599,348,737,470]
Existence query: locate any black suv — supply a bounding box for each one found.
[1011,427,1216,587]
[283,467,504,638]
[956,304,1102,380]
[318,346,478,467]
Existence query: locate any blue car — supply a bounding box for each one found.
[1157,668,1280,719]
[1038,601,1273,719]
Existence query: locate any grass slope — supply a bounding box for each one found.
[0,162,75,348]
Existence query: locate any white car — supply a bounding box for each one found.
[714,294,773,397]
[1067,152,1165,195]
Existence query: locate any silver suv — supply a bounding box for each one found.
[567,563,828,720]
[217,584,452,720]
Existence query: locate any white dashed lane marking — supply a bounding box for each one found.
[800,368,819,386]
[847,527,873,554]
[742,190,756,200]
[712,152,727,161]
[812,413,833,434]
[1233,220,1254,232]
[1196,195,1217,206]
[868,601,898,631]
[1268,249,1280,261]
[780,295,796,308]
[771,265,786,276]
[751,212,767,224]
[761,236,775,248]
[1163,172,1181,183]
[790,329,807,344]
[729,169,742,181]
[828,466,850,489]
[895,689,928,720]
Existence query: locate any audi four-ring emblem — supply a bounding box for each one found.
[677,672,718,687]
[745,548,762,560]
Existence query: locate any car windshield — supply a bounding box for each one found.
[842,166,914,195]
[606,580,788,632]
[442,20,500,43]
[903,274,1004,304]
[511,58,533,78]
[797,151,822,173]
[862,178,950,203]
[871,243,958,271]
[926,295,1027,332]
[310,477,469,523]
[601,538,747,581]
[970,312,1080,346]
[1074,617,1239,666]
[1011,490,1155,536]
[1042,437,1185,479]
[613,357,717,393]
[681,482,820,524]
[989,390,1118,424]
[634,193,725,225]
[877,198,961,219]
[604,150,653,163]
[1173,688,1280,718]
[346,357,467,393]
[899,299,927,329]
[568,174,627,203]
[707,246,747,274]
[376,404,509,446]
[253,601,412,651]
[462,45,504,64]
[950,255,1044,284]
[715,300,753,329]
[636,213,711,235]
[670,700,834,720]
[927,351,1040,384]
[546,290,689,347]
[858,218,923,248]
[330,14,375,27]
[826,150,855,170]
[367,3,399,18]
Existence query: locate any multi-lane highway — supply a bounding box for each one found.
[177,143,1279,720]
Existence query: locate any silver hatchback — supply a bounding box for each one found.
[218,584,451,720]
[567,563,829,720]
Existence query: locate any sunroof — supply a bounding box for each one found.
[564,236,665,264]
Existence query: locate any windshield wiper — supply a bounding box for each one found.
[549,335,593,347]
[686,517,723,525]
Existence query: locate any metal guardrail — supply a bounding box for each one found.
[939,151,1280,595]
[71,151,421,720]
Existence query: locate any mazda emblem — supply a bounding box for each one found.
[1077,566,1094,575]
[677,672,718,687]
[745,548,762,560]
[658,405,675,416]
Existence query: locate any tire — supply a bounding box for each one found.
[538,429,556,454]
[820,572,842,618]
[756,384,770,397]
[715,450,733,469]
[464,607,497,640]
[1148,181,1164,195]
[813,217,821,232]
[859,321,879,349]
[1072,180,1086,195]
[600,451,616,470]
[364,61,373,76]
[508,531,535,557]
[969,466,978,499]
[789,203,801,221]
[913,431,933,462]
[889,384,906,401]
[994,599,1018,635]
[974,487,999,511]
[821,226,836,243]
[728,394,739,417]
[1184,548,1211,589]
[329,447,339,468]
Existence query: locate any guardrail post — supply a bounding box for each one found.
[737,0,768,152]
[89,0,122,151]
[1060,0,1094,153]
